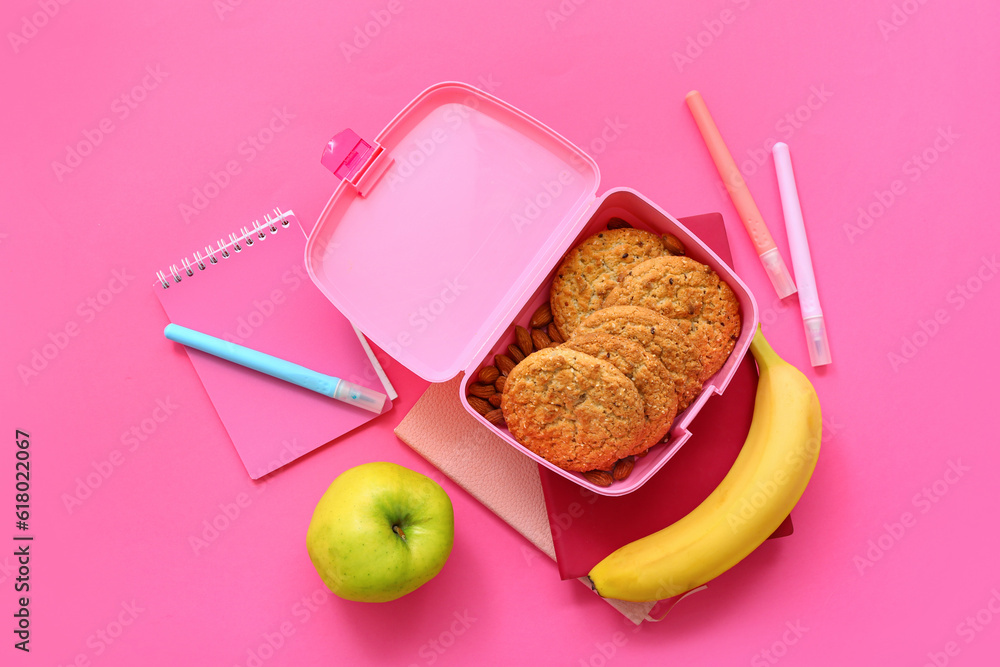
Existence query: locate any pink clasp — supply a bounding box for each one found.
[321,129,374,181]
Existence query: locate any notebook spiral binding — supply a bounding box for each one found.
[156,208,292,289]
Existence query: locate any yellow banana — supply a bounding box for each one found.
[588,326,821,602]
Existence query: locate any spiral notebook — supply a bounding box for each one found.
[154,209,393,479]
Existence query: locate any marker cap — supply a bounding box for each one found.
[333,379,387,414]
[759,247,797,299]
[802,316,832,367]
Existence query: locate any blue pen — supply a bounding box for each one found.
[164,323,387,414]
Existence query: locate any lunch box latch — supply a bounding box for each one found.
[321,129,394,197]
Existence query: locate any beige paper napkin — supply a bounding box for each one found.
[394,377,657,624]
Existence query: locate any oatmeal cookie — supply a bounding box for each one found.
[602,256,741,378]
[500,347,645,472]
[575,305,709,410]
[561,331,678,455]
[549,228,665,339]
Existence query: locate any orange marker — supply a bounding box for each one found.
[685,90,797,298]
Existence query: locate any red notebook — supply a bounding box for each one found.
[540,212,793,580]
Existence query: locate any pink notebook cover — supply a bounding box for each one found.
[155,211,391,479]
[540,213,792,580]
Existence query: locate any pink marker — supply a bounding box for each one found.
[772,142,832,366]
[685,90,797,298]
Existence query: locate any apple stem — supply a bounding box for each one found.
[392,524,406,541]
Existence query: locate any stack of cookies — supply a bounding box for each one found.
[497,221,741,482]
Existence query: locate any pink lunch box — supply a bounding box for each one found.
[304,81,759,496]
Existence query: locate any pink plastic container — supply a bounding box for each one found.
[304,82,759,496]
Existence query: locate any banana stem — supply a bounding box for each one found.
[749,324,780,367]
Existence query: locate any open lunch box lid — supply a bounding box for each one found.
[304,82,602,382]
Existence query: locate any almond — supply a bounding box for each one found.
[515,325,534,356]
[662,233,686,256]
[547,322,565,344]
[495,354,516,376]
[531,328,552,349]
[529,303,552,329]
[607,217,632,229]
[484,409,505,426]
[478,365,500,385]
[468,382,496,399]
[612,456,635,481]
[583,470,614,487]
[488,393,502,408]
[494,375,506,392]
[467,395,492,416]
[507,344,525,363]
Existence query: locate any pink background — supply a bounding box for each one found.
[3,1,999,665]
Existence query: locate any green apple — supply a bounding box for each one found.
[306,461,455,602]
